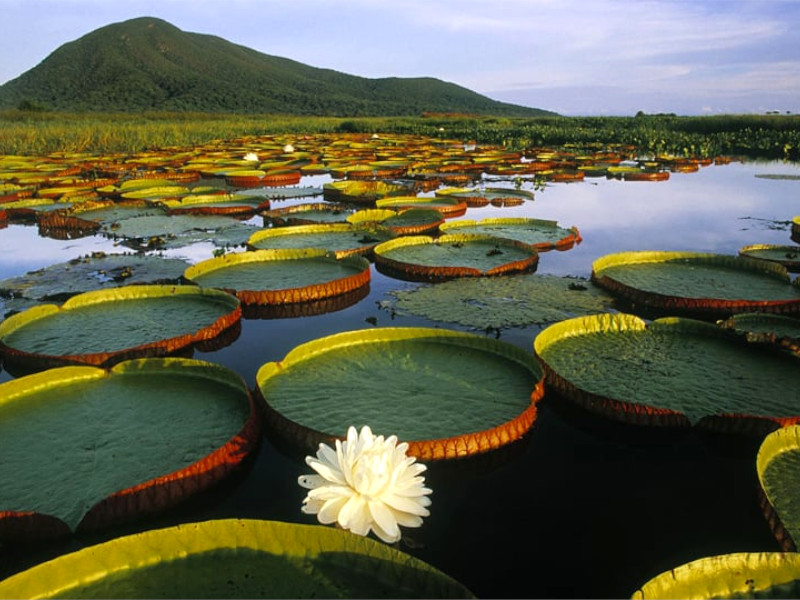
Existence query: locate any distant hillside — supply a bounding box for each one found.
[0,17,556,117]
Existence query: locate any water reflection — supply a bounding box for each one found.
[1,158,799,598]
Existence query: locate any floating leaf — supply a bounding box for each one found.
[184,248,370,308]
[0,519,474,599]
[374,234,539,281]
[0,285,241,373]
[247,223,395,258]
[592,251,800,318]
[383,274,614,330]
[739,244,800,272]
[261,202,354,226]
[534,312,800,429]
[256,327,544,460]
[440,217,581,251]
[0,359,259,540]
[0,253,190,302]
[631,552,800,599]
[758,426,800,550]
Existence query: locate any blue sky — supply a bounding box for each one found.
[1,0,798,115]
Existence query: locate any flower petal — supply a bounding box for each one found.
[368,500,400,541]
[318,495,349,525]
[297,474,325,490]
[382,492,431,516]
[338,494,371,536]
[306,457,347,485]
[372,521,402,544]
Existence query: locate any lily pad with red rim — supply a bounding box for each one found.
[247,223,395,258]
[256,326,544,460]
[440,217,581,251]
[533,312,800,432]
[183,248,370,310]
[374,234,539,282]
[591,251,800,319]
[0,359,260,542]
[738,244,800,272]
[0,284,241,374]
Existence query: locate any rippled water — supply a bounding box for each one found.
[1,158,799,598]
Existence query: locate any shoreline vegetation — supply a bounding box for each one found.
[0,110,798,161]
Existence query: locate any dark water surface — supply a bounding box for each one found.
[1,159,799,598]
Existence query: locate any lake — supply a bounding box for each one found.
[1,156,799,598]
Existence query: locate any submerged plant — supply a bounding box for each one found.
[298,425,432,544]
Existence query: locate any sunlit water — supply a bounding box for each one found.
[0,159,799,598]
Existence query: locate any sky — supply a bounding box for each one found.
[0,0,799,116]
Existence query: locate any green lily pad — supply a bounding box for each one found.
[440,218,581,251]
[256,327,544,460]
[0,518,475,599]
[72,201,167,229]
[739,244,800,272]
[104,214,259,250]
[247,223,395,258]
[348,208,444,236]
[631,552,800,599]
[0,253,190,302]
[757,426,800,550]
[592,251,800,318]
[382,274,614,330]
[374,234,539,282]
[717,313,800,352]
[261,203,355,226]
[184,249,370,308]
[158,193,270,216]
[0,285,240,373]
[0,359,259,538]
[375,195,467,217]
[244,185,323,199]
[322,180,411,204]
[533,312,800,428]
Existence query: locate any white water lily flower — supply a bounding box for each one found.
[243,152,259,162]
[298,425,432,544]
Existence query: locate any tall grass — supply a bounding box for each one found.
[1,110,798,161]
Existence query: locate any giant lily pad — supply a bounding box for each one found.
[347,208,444,236]
[739,244,800,272]
[591,251,800,318]
[158,193,270,217]
[533,312,800,430]
[374,234,539,282]
[717,312,800,355]
[261,202,355,226]
[247,223,395,258]
[0,285,241,373]
[631,552,800,599]
[184,249,370,309]
[0,519,474,599]
[256,327,544,460]
[322,180,411,204]
[105,213,259,250]
[375,195,467,218]
[0,253,190,303]
[382,274,614,330]
[0,359,259,541]
[440,218,581,251]
[757,425,800,550]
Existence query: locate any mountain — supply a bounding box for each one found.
[0,17,555,117]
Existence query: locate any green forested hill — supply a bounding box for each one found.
[0,17,555,116]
